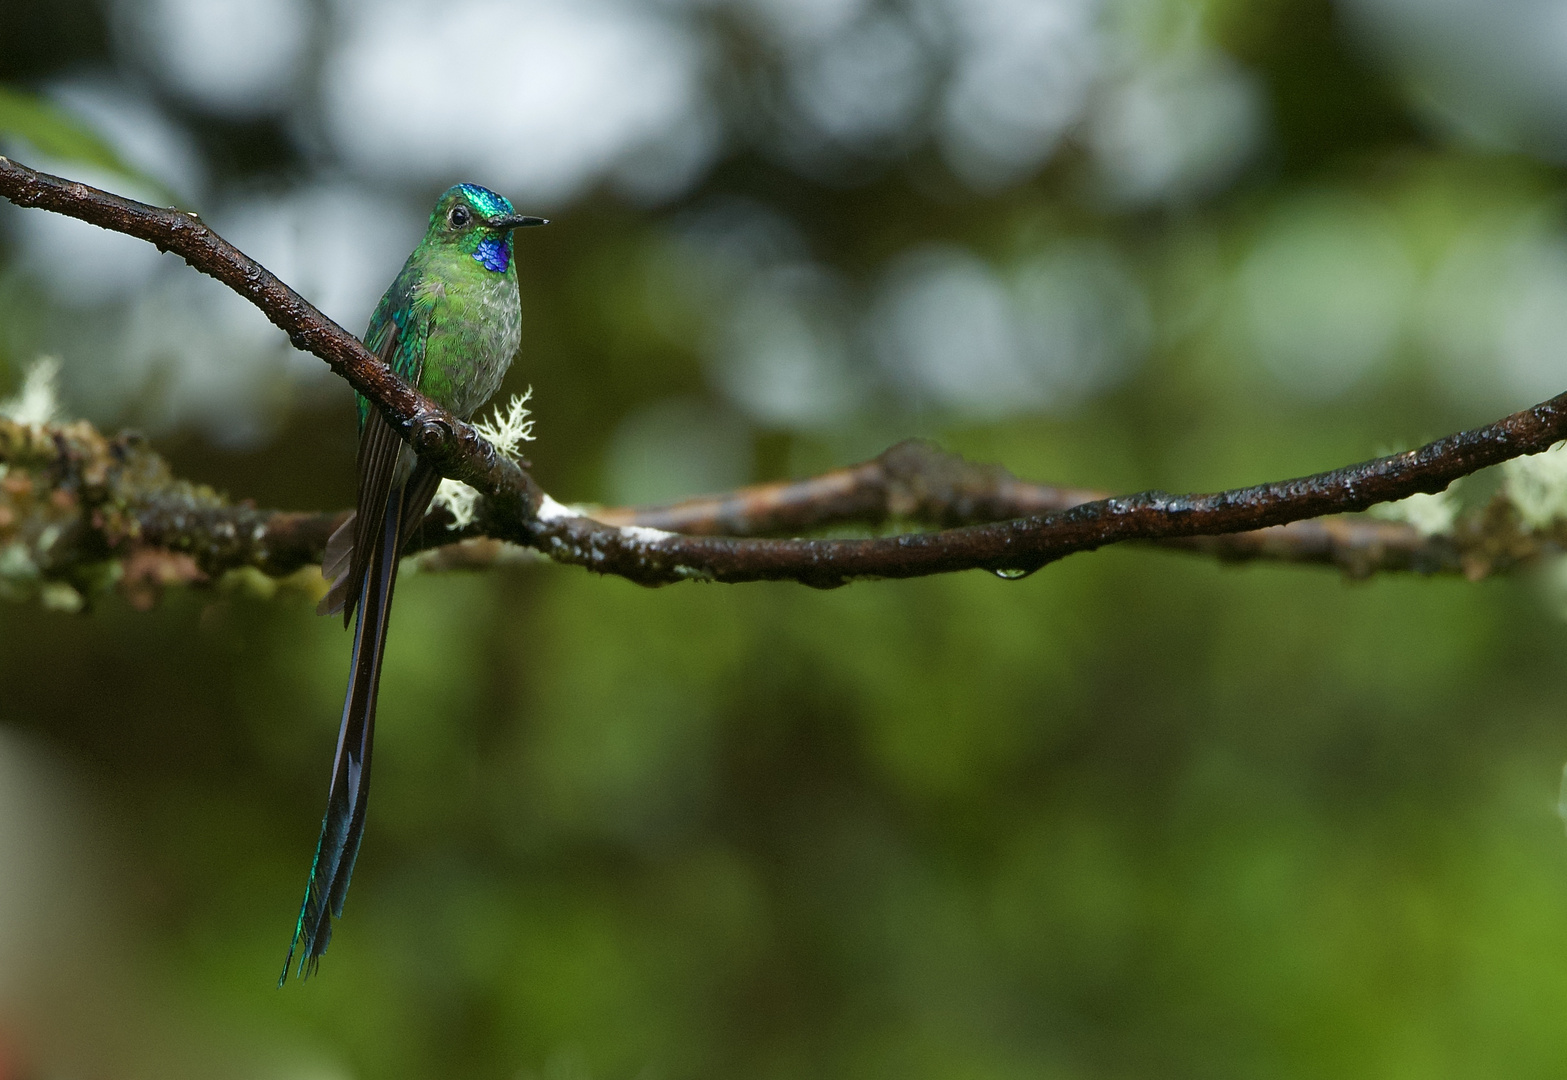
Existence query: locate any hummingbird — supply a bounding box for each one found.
[281,183,546,983]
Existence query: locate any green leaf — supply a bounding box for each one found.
[0,85,175,201]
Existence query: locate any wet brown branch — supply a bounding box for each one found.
[0,156,1562,592]
[592,439,1463,577]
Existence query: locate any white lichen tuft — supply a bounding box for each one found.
[1369,484,1461,538]
[475,390,537,454]
[0,357,63,426]
[535,494,579,522]
[1503,442,1567,531]
[431,390,537,529]
[432,480,484,530]
[620,524,675,543]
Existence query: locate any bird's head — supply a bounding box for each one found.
[426,183,546,274]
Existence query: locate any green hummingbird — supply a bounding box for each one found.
[281,183,546,983]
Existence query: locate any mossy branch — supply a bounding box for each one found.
[0,413,1557,612]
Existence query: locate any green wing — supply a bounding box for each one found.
[356,258,436,430]
[340,256,438,623]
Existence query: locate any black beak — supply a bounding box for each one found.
[489,213,548,230]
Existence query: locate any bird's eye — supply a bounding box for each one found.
[448,205,471,228]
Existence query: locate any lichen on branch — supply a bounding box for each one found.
[0,402,1557,614]
[5,154,1567,604]
[0,411,336,611]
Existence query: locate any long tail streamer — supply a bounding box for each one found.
[280,483,407,984]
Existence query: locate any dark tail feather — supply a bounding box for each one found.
[316,512,356,617]
[316,463,439,618]
[280,485,406,984]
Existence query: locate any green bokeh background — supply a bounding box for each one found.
[4,1,1567,1077]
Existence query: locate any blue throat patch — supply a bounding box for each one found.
[473,234,510,273]
[456,183,515,273]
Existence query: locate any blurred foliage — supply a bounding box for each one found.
[4,1,1567,1079]
[0,85,169,198]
